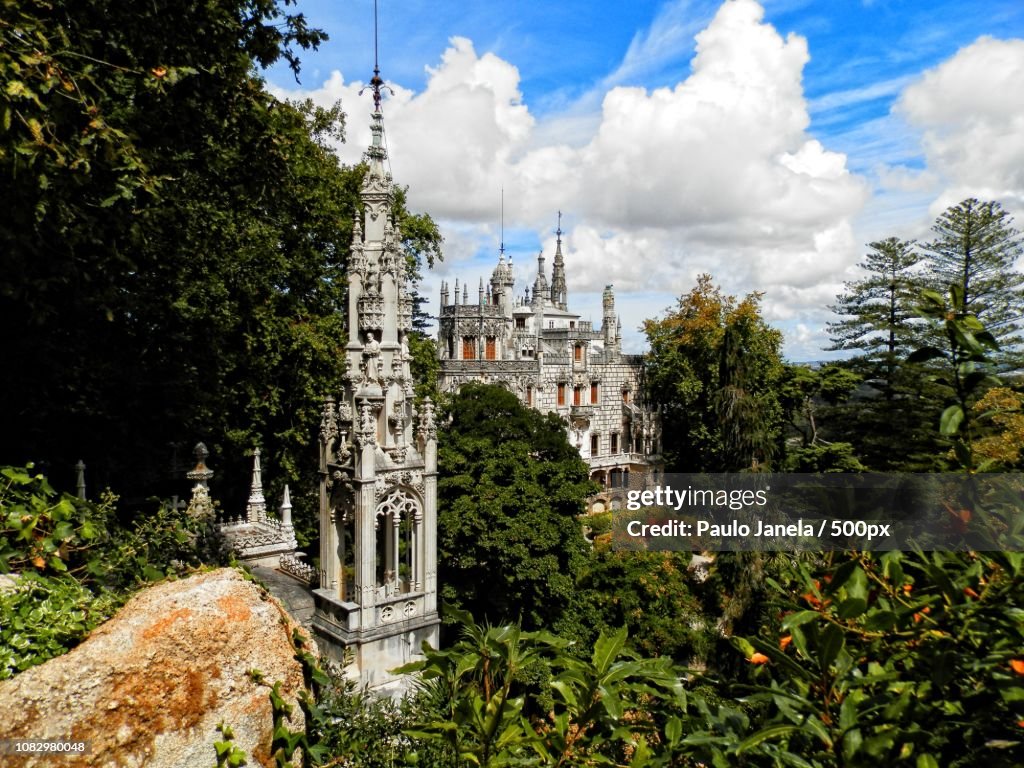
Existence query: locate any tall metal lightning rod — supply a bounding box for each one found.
[362,0,391,111]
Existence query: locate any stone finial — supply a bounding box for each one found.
[418,396,437,443]
[280,484,293,529]
[246,448,267,523]
[355,398,377,447]
[186,443,213,486]
[320,396,338,444]
[185,443,214,519]
[75,460,86,500]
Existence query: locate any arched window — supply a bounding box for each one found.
[376,489,423,595]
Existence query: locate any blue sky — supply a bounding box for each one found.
[266,0,1024,360]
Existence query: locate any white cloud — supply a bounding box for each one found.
[275,0,871,359]
[895,36,1024,214]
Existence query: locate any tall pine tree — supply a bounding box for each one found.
[826,238,938,469]
[828,238,923,387]
[922,198,1024,370]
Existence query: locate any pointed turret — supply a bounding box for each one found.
[490,248,515,318]
[532,249,549,308]
[246,447,267,523]
[550,212,567,311]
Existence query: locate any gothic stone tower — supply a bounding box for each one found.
[312,93,440,689]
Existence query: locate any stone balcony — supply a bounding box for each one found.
[570,404,595,420]
[587,452,657,470]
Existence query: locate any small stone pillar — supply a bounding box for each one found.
[75,460,86,500]
[280,484,293,530]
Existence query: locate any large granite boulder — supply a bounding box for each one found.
[0,568,310,767]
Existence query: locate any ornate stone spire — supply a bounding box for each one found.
[532,249,549,307]
[550,212,567,311]
[314,14,442,682]
[246,447,267,523]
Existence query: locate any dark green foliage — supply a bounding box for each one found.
[724,544,1024,767]
[437,384,594,631]
[912,285,1002,470]
[573,540,713,664]
[312,679,449,768]
[0,572,121,680]
[397,610,685,767]
[1,0,339,505]
[780,365,860,445]
[783,441,865,472]
[827,209,1024,469]
[407,332,442,406]
[779,364,865,472]
[683,304,1024,767]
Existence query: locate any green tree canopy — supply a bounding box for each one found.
[436,384,594,632]
[644,275,785,472]
[572,539,713,663]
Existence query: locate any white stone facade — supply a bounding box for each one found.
[438,230,662,512]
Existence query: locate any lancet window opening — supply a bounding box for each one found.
[375,489,422,595]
